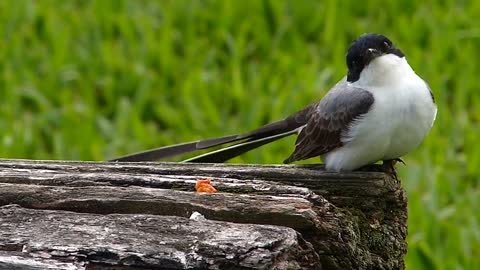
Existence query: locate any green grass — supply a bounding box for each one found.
[1,0,479,268]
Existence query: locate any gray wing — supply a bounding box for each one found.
[284,79,374,163]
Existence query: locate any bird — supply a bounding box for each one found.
[110,33,437,173]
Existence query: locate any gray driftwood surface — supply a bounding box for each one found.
[0,159,407,270]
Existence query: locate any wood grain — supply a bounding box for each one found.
[0,159,407,269]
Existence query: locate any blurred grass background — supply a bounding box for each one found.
[1,0,479,268]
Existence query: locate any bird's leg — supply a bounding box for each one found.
[381,159,405,180]
[393,158,406,166]
[355,158,406,175]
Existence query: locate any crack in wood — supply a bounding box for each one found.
[0,159,406,269]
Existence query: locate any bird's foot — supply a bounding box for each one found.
[381,159,405,180]
[393,158,406,166]
[355,159,406,179]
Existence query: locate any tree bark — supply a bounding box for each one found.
[0,159,407,269]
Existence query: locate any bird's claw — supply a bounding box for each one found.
[393,158,406,166]
[382,159,405,180]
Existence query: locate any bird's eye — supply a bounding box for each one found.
[383,41,390,48]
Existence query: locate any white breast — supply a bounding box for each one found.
[323,55,437,171]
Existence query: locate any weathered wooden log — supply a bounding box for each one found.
[0,159,407,269]
[0,205,319,270]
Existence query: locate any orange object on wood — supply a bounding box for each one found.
[195,178,217,193]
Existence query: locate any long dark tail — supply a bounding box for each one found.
[184,130,297,163]
[109,134,238,162]
[109,106,312,162]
